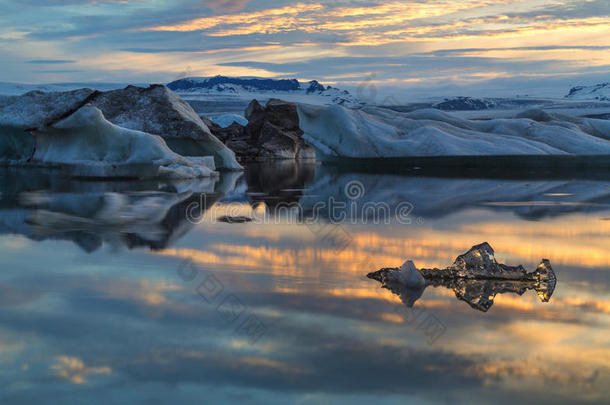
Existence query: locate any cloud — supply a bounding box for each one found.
[51,356,112,384]
[36,69,82,73]
[206,0,251,13]
[423,45,610,56]
[216,54,572,80]
[26,59,76,64]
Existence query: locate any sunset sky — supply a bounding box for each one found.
[1,0,609,97]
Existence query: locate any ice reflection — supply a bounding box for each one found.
[299,166,610,221]
[0,168,241,251]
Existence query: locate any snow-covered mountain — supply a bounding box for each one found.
[565,83,610,101]
[432,97,499,111]
[167,76,360,107]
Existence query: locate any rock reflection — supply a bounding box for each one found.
[245,161,315,210]
[368,243,557,312]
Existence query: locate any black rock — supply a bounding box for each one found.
[207,98,314,161]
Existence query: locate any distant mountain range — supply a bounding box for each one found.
[565,82,610,101]
[2,77,610,110]
[166,76,360,106]
[432,97,499,111]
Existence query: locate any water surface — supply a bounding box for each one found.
[0,164,609,404]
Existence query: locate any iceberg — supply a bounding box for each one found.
[86,85,241,170]
[385,260,425,288]
[0,89,94,162]
[33,105,217,179]
[297,104,610,162]
[0,85,242,177]
[204,99,315,161]
[367,243,557,312]
[0,88,94,130]
[212,114,248,128]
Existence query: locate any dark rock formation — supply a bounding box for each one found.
[245,98,313,159]
[367,243,557,312]
[205,98,315,161]
[306,80,326,94]
[216,215,253,224]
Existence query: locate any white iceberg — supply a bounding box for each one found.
[389,261,425,288]
[297,104,610,160]
[33,105,217,179]
[0,89,94,162]
[86,85,241,170]
[212,113,248,128]
[0,85,242,173]
[0,85,244,178]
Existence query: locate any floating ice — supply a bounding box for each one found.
[212,114,248,128]
[33,105,217,179]
[86,85,242,170]
[367,243,557,311]
[297,104,610,159]
[387,260,425,287]
[0,85,241,177]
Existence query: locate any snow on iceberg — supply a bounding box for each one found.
[297,104,610,159]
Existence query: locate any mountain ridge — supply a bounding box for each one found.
[565,82,610,101]
[166,75,359,106]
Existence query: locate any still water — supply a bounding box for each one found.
[0,163,608,404]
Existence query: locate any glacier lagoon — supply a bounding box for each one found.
[0,162,609,404]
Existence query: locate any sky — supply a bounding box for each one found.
[0,0,609,98]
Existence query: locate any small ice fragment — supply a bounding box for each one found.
[392,260,425,287]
